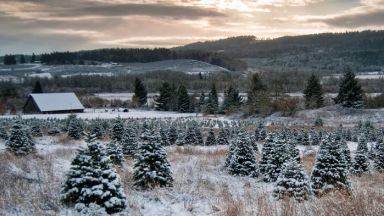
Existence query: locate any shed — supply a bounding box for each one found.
[23,93,84,114]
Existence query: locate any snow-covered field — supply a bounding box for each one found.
[0,136,383,216]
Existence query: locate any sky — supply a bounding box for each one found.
[0,0,383,55]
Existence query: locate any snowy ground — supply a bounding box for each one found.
[1,135,383,216]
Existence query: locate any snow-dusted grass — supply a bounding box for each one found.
[1,137,384,216]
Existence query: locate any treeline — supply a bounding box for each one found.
[39,48,247,71]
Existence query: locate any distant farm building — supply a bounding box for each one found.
[23,93,84,114]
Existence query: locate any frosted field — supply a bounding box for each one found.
[1,136,383,216]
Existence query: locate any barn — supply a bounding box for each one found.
[23,93,84,114]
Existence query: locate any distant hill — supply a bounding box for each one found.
[177,31,384,73]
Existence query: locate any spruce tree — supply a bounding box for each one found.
[90,121,105,139]
[373,140,384,171]
[247,73,271,115]
[198,92,206,113]
[357,133,369,153]
[206,83,219,114]
[32,81,43,93]
[217,128,229,145]
[155,82,172,111]
[263,135,290,182]
[61,133,126,214]
[133,131,173,189]
[273,159,311,201]
[351,151,370,175]
[133,77,147,107]
[0,126,8,140]
[107,139,125,166]
[68,118,83,140]
[335,68,364,108]
[30,124,42,137]
[205,128,217,146]
[111,117,124,141]
[310,134,351,196]
[121,126,138,155]
[303,74,324,109]
[221,85,242,113]
[259,132,275,174]
[6,120,36,156]
[177,85,190,113]
[167,125,178,145]
[227,131,258,177]
[160,127,170,146]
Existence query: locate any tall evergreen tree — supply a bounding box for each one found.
[177,85,190,113]
[205,128,217,146]
[262,135,290,182]
[120,125,138,155]
[107,139,125,166]
[111,117,124,141]
[303,74,324,109]
[19,55,26,64]
[198,91,206,113]
[351,150,370,175]
[32,81,43,93]
[30,53,36,63]
[133,77,147,107]
[221,85,242,113]
[206,83,219,114]
[335,68,364,108]
[247,73,271,115]
[61,133,126,214]
[133,131,173,189]
[155,82,172,111]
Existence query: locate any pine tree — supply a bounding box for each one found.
[168,125,178,145]
[30,124,42,137]
[335,68,364,108]
[263,134,290,182]
[30,52,36,63]
[198,92,206,113]
[107,139,125,166]
[0,126,8,140]
[20,55,26,64]
[133,131,173,189]
[273,159,311,201]
[351,151,370,175]
[357,133,369,153]
[310,134,351,196]
[90,121,105,139]
[373,141,384,171]
[177,85,190,113]
[160,127,170,146]
[61,133,126,214]
[121,126,138,155]
[247,73,271,115]
[68,118,83,140]
[304,74,324,109]
[6,120,36,155]
[217,128,229,145]
[227,131,258,177]
[259,132,275,174]
[205,128,217,146]
[221,85,242,113]
[133,77,147,107]
[206,83,219,114]
[175,130,185,146]
[155,82,172,111]
[111,117,124,141]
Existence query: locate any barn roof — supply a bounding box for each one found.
[29,93,84,112]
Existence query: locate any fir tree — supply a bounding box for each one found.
[30,124,42,137]
[133,131,173,189]
[221,85,242,113]
[107,139,125,166]
[90,121,105,139]
[32,81,43,94]
[68,118,83,140]
[247,73,271,115]
[227,131,258,177]
[351,151,370,175]
[205,128,217,146]
[6,120,36,155]
[160,127,170,146]
[373,141,384,171]
[61,133,126,214]
[335,68,364,108]
[217,128,229,145]
[133,77,147,107]
[111,117,124,141]
[198,91,206,113]
[0,126,8,140]
[273,159,311,201]
[121,125,138,155]
[357,133,369,153]
[263,135,290,182]
[259,132,275,174]
[30,52,36,63]
[310,134,351,196]
[304,74,324,109]
[206,83,219,114]
[167,125,178,145]
[155,82,172,111]
[177,85,190,113]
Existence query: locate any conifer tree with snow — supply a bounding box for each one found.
[273,159,311,201]
[221,85,242,113]
[373,140,384,171]
[310,134,351,196]
[304,74,324,109]
[31,124,42,137]
[175,130,185,146]
[334,68,364,108]
[205,83,219,114]
[227,131,258,177]
[263,134,290,182]
[155,82,172,111]
[6,120,36,156]
[133,131,173,189]
[177,85,190,113]
[111,117,124,141]
[351,150,370,175]
[357,133,369,153]
[120,125,138,155]
[205,128,217,146]
[133,77,147,107]
[61,132,126,214]
[224,137,237,168]
[198,91,206,113]
[68,117,83,140]
[167,125,178,145]
[159,127,169,146]
[217,128,229,145]
[259,132,275,174]
[107,139,125,166]
[0,126,7,140]
[90,121,105,139]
